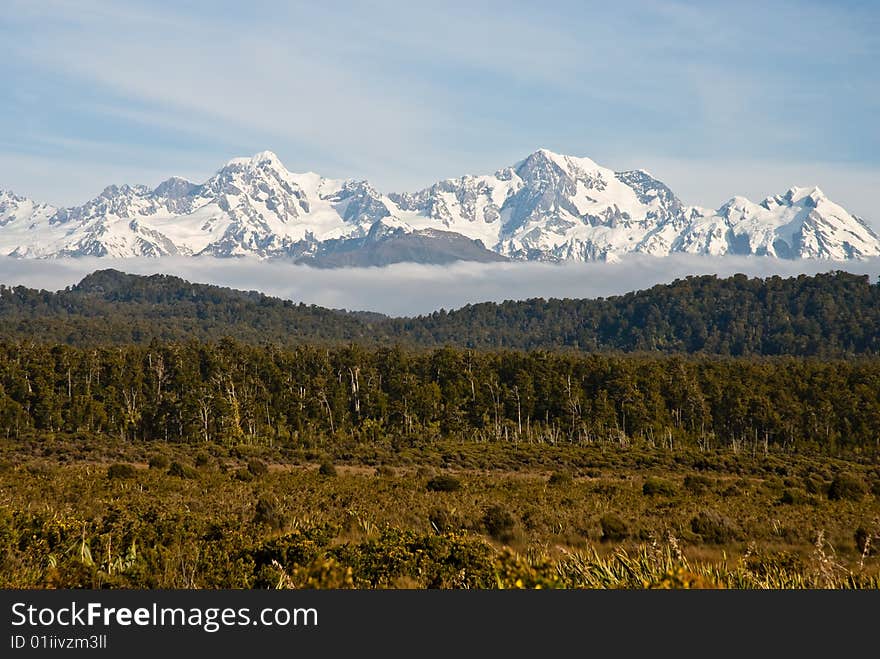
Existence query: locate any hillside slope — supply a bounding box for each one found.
[0,269,876,356]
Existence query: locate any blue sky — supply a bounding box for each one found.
[1,0,878,221]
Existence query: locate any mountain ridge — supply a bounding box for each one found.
[0,150,877,264]
[1,268,878,356]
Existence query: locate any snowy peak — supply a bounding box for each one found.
[0,150,875,263]
[518,148,603,177]
[153,176,197,198]
[506,148,606,195]
[682,182,878,260]
[223,149,286,170]
[786,185,824,204]
[0,190,57,229]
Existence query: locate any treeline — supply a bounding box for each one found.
[400,270,880,355]
[0,340,878,453]
[0,269,879,356]
[0,269,370,346]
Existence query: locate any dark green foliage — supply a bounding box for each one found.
[482,505,516,542]
[742,550,806,580]
[691,510,739,544]
[0,270,369,347]
[722,482,745,498]
[427,475,461,492]
[600,513,628,542]
[251,527,335,581]
[548,470,573,487]
[329,528,496,589]
[643,477,677,497]
[318,461,337,477]
[254,497,285,531]
[428,508,456,533]
[107,463,136,480]
[247,459,269,478]
[804,476,829,495]
[854,526,877,555]
[684,474,712,495]
[148,454,170,470]
[401,271,880,356]
[2,269,879,357]
[0,339,877,452]
[828,474,867,502]
[780,488,809,505]
[168,461,198,479]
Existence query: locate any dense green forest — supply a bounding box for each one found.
[401,270,880,354]
[1,269,878,355]
[0,269,371,346]
[2,269,879,590]
[0,340,878,453]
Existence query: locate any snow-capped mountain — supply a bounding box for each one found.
[0,149,876,264]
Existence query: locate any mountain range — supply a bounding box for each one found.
[1,149,877,264]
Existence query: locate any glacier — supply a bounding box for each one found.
[0,149,876,264]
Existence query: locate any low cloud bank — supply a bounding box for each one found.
[1,255,878,317]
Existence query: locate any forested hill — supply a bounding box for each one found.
[0,269,877,356]
[0,270,373,345]
[394,271,880,355]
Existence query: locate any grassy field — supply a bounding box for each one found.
[0,434,878,588]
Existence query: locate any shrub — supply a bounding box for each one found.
[375,465,396,478]
[548,471,573,487]
[254,497,285,530]
[828,474,866,502]
[779,488,810,505]
[804,476,829,495]
[600,513,628,542]
[426,475,460,492]
[247,459,269,478]
[483,505,516,542]
[742,549,805,579]
[762,477,785,493]
[684,474,712,495]
[168,461,198,479]
[428,508,455,533]
[854,525,877,556]
[195,453,211,468]
[318,461,337,477]
[642,477,676,497]
[721,482,743,498]
[107,463,136,480]
[690,510,739,544]
[148,454,170,470]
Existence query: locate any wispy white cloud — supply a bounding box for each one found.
[1,0,876,217]
[6,1,459,184]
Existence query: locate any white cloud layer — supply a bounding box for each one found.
[1,256,878,317]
